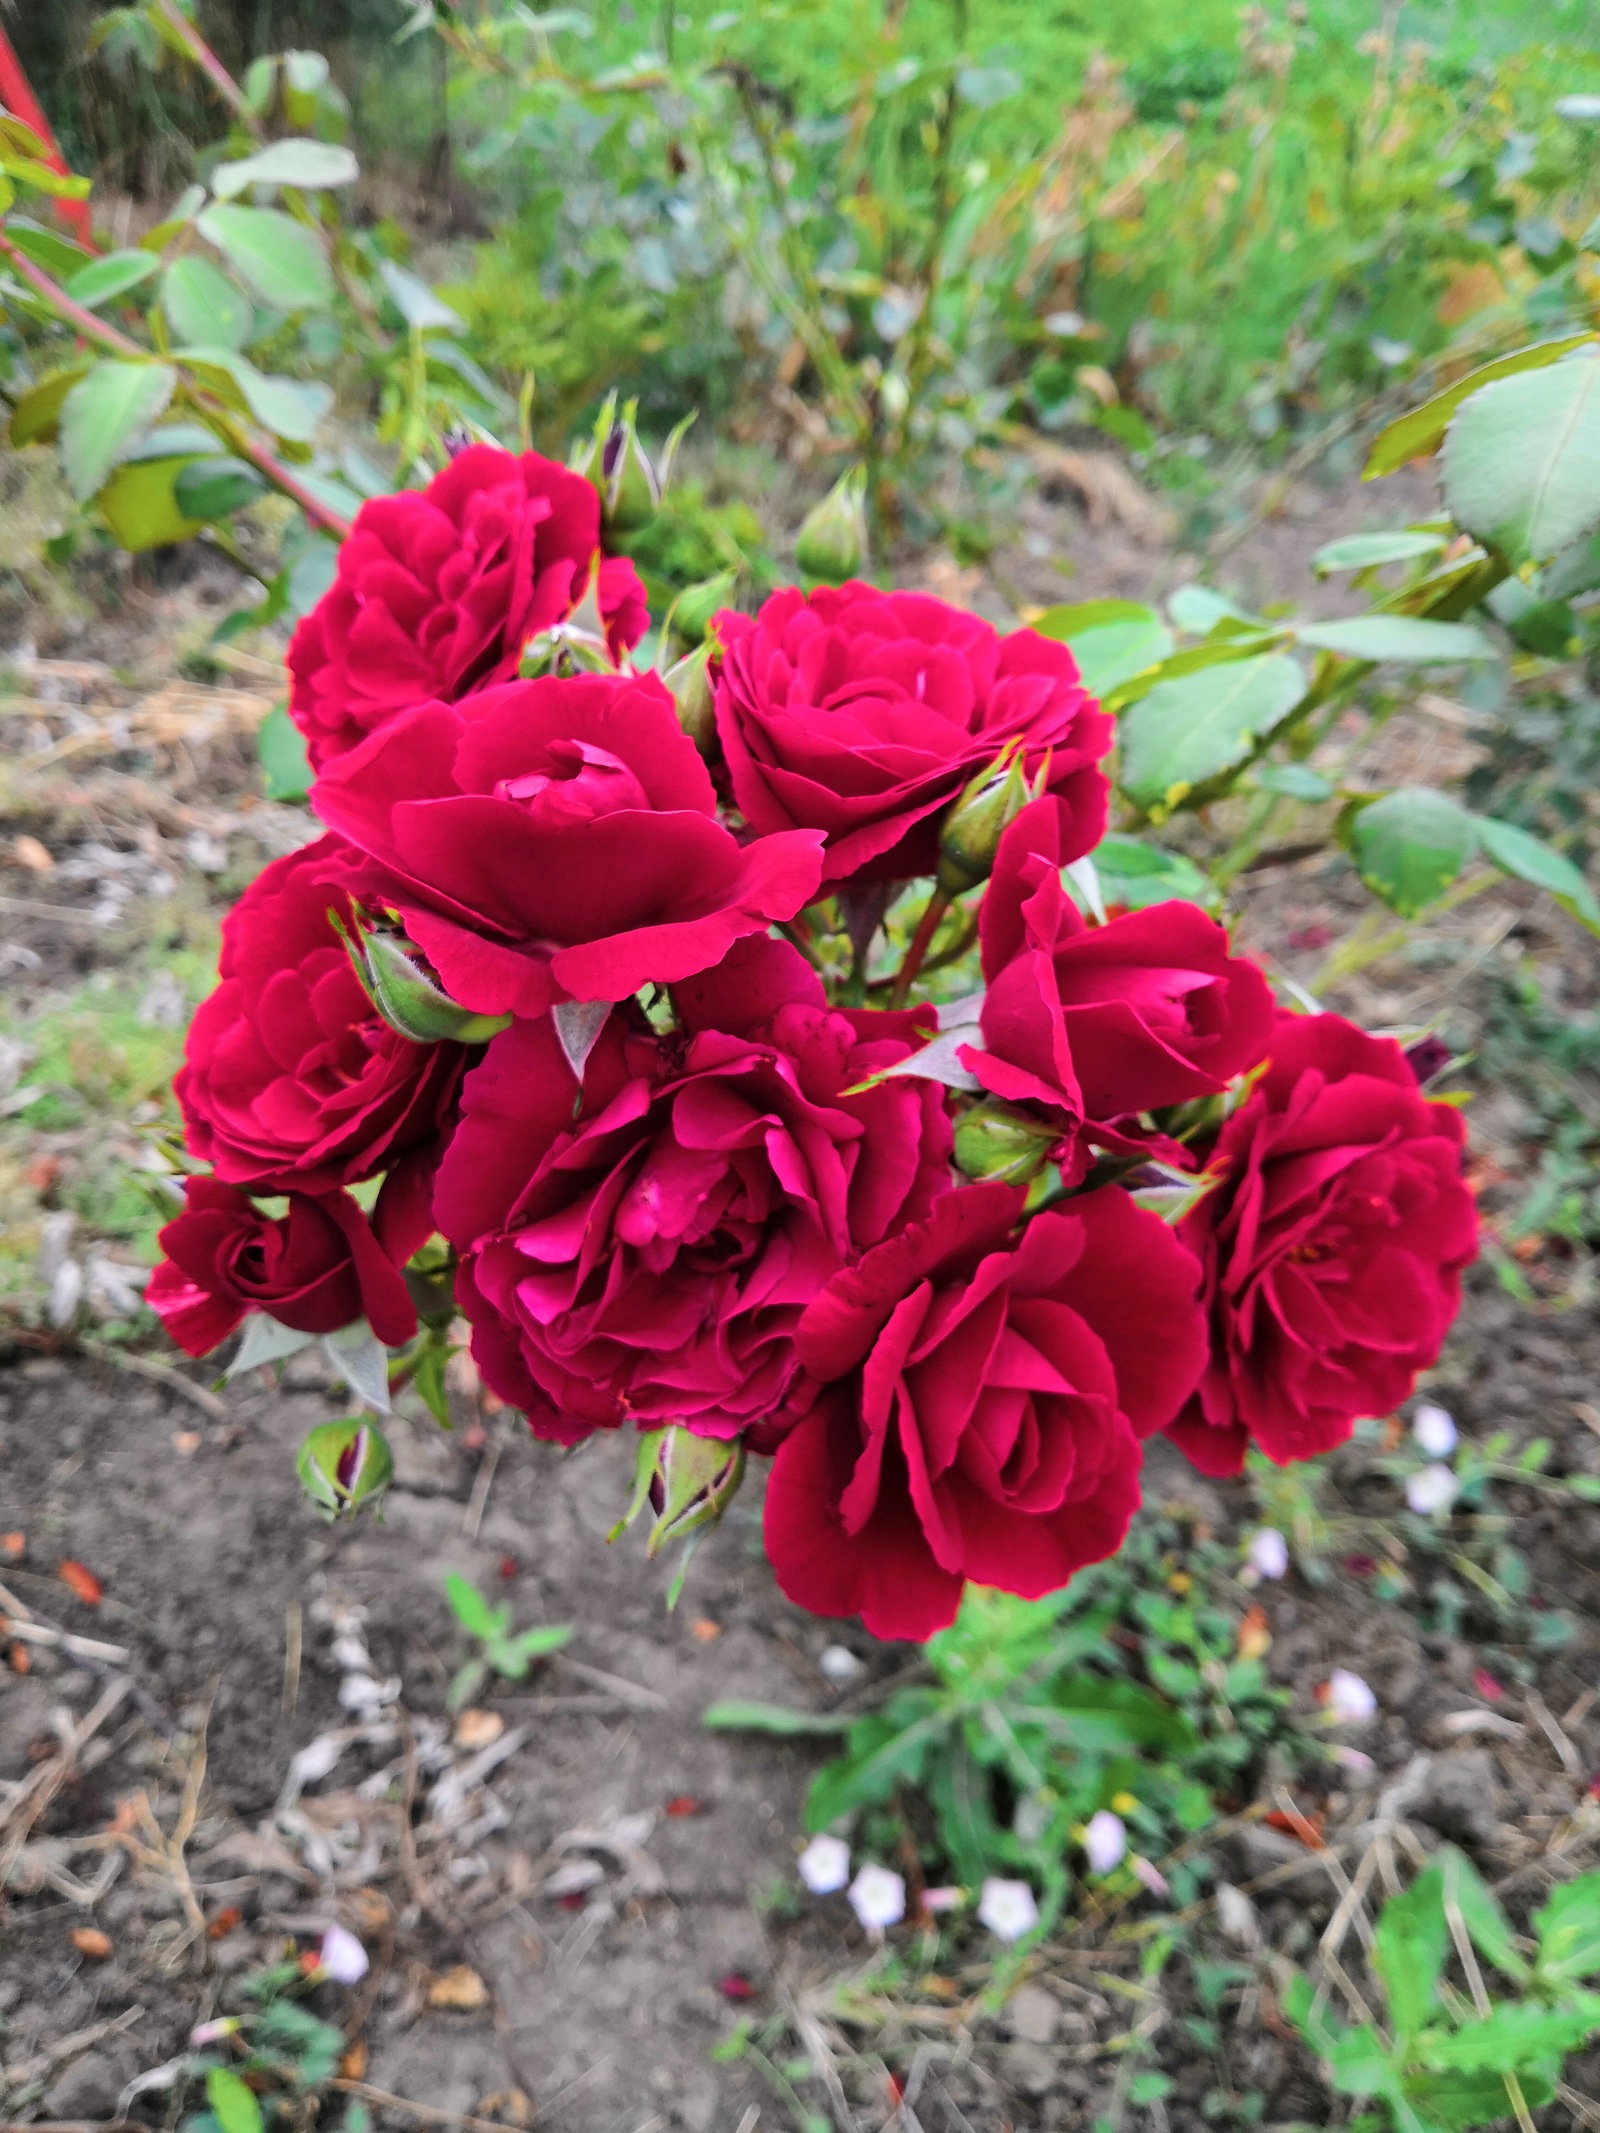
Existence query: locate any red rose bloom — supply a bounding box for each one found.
[434,936,952,1446]
[713,583,1112,888]
[963,795,1275,1159]
[175,835,468,1194]
[1166,1011,1479,1478]
[765,1179,1207,1641]
[314,671,825,1020]
[287,446,649,768]
[148,1176,427,1357]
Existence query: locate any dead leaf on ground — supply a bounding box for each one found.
[12,835,54,871]
[426,1963,491,2012]
[70,1926,112,1960]
[454,1707,505,1751]
[690,1617,722,1642]
[0,1531,23,1558]
[475,2089,533,2128]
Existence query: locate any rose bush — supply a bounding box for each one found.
[287,446,649,768]
[148,1177,425,1356]
[713,583,1112,889]
[763,1179,1207,1640]
[175,835,470,1193]
[313,670,825,1018]
[1166,1011,1479,1477]
[435,935,952,1445]
[963,795,1276,1165]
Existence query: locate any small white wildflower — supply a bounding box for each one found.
[921,1885,964,1914]
[1406,1463,1458,1516]
[797,1834,851,1894]
[318,1924,369,1983]
[1083,1809,1127,1875]
[848,1863,906,1933]
[1247,1527,1289,1580]
[977,1877,1040,1943]
[1412,1402,1458,1457]
[1325,1669,1377,1724]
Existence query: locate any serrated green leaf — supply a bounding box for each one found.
[4,216,94,279]
[1039,606,1175,696]
[1534,1872,1600,1982]
[1254,762,1335,800]
[1364,335,1594,477]
[1404,2068,1554,2129]
[1168,584,1258,633]
[1374,1864,1449,2041]
[1118,653,1306,814]
[62,248,161,310]
[1348,788,1478,916]
[1419,1992,1600,2070]
[212,138,359,198]
[257,702,313,801]
[162,256,254,350]
[701,1700,853,1736]
[59,361,177,502]
[1442,354,1600,567]
[1475,817,1600,937]
[1296,615,1496,663]
[1085,834,1221,912]
[1313,530,1449,574]
[1440,1847,1532,1986]
[176,455,269,522]
[176,346,332,443]
[196,203,334,311]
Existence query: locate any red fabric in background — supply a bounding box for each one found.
[0,30,93,244]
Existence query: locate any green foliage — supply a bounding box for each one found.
[1285,1857,1600,2132]
[705,1513,1306,1930]
[442,1572,573,1710]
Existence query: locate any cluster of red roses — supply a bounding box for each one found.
[148,445,1478,1642]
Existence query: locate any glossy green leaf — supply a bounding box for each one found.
[62,249,161,310]
[196,203,334,311]
[212,138,359,198]
[1254,762,1335,800]
[162,256,254,350]
[1364,334,1594,477]
[701,1700,854,1736]
[176,346,332,443]
[1534,1871,1600,1982]
[1544,528,1600,601]
[1404,2069,1554,2128]
[3,215,94,280]
[257,702,313,801]
[59,361,177,502]
[1475,817,1600,936]
[8,363,91,447]
[0,153,90,199]
[1347,788,1478,916]
[98,455,205,551]
[207,2068,264,2133]
[1296,615,1496,662]
[1313,529,1449,574]
[176,455,269,522]
[1118,653,1306,814]
[1442,354,1600,567]
[1054,613,1175,696]
[1084,835,1220,912]
[1168,583,1258,634]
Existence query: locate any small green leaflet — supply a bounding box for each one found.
[1118,653,1306,815]
[1442,353,1600,568]
[62,249,161,310]
[257,702,313,802]
[1346,788,1477,916]
[701,1700,853,1736]
[59,361,177,502]
[1312,529,1448,574]
[211,138,359,197]
[1296,615,1496,663]
[163,256,254,350]
[1474,817,1600,938]
[1363,334,1594,477]
[195,203,335,311]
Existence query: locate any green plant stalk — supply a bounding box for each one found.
[152,0,266,139]
[889,888,951,1009]
[0,230,353,538]
[893,0,969,468]
[1308,868,1500,991]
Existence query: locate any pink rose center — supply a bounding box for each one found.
[495,740,650,829]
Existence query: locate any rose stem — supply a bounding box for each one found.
[889,889,950,1011]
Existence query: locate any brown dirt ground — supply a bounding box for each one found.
[3,453,1600,2133]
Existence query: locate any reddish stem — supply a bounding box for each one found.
[152,0,265,138]
[0,231,353,540]
[889,889,950,1010]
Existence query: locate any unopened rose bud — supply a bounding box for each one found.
[953,1099,1057,1187]
[795,465,868,585]
[644,1426,746,1555]
[601,403,661,537]
[298,1418,394,1519]
[935,740,1045,897]
[344,922,512,1047]
[668,568,739,648]
[663,640,718,758]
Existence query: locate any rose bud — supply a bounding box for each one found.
[668,568,739,648]
[343,919,513,1047]
[936,739,1043,897]
[298,1418,394,1519]
[795,464,868,585]
[663,640,719,757]
[643,1428,747,1556]
[952,1098,1059,1187]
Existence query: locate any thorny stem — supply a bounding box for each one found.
[889,889,952,1010]
[0,231,353,539]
